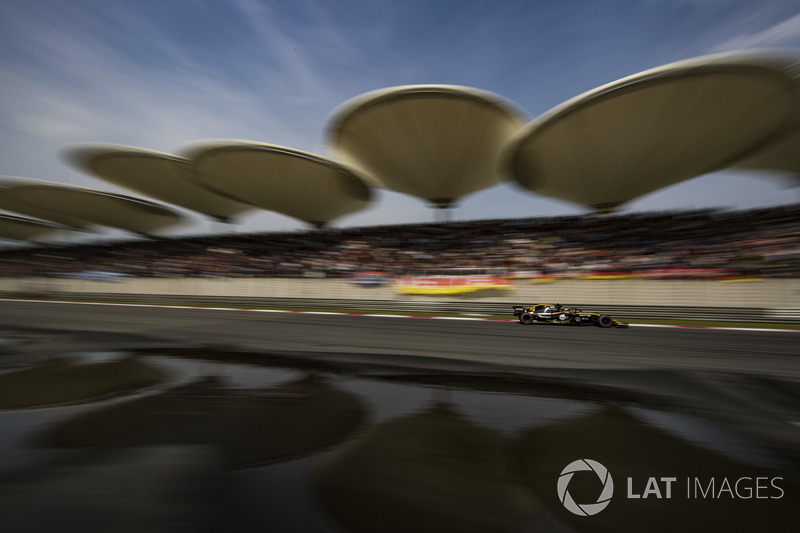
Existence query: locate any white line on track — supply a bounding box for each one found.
[3,298,798,333]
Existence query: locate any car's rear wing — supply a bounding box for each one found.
[512,305,528,316]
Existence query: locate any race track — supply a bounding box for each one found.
[1,299,797,379]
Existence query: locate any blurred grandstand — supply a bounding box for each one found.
[0,205,796,281]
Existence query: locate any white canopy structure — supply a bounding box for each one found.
[0,177,92,228]
[502,51,800,212]
[4,180,186,236]
[0,214,71,242]
[327,84,526,209]
[186,141,372,228]
[733,125,800,180]
[64,144,254,222]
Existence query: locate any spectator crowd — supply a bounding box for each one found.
[0,205,797,280]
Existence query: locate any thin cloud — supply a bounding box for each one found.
[712,12,800,51]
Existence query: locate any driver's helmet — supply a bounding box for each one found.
[554,303,562,310]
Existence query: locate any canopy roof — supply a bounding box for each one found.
[503,51,800,212]
[187,141,372,227]
[0,177,92,228]
[0,214,70,241]
[4,180,186,235]
[328,84,526,208]
[733,124,800,177]
[64,144,253,222]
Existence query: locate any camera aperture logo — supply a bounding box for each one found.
[557,459,614,516]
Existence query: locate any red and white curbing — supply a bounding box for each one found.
[5,298,799,333]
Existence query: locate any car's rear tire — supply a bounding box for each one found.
[520,313,534,325]
[597,315,613,328]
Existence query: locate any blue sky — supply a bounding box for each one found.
[1,0,799,236]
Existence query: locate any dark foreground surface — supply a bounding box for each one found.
[0,300,798,532]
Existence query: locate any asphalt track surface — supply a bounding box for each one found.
[1,299,798,379]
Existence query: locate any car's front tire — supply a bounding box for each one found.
[596,315,613,328]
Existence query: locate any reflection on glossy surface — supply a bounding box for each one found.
[316,400,545,533]
[0,348,795,532]
[0,445,223,533]
[41,374,366,469]
[0,358,169,409]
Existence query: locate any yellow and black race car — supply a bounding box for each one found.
[512,303,628,328]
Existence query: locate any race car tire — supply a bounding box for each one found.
[520,313,534,325]
[597,315,613,328]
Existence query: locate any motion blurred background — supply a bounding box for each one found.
[0,2,798,532]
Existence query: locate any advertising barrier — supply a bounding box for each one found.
[394,275,514,295]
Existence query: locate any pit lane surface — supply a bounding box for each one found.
[1,300,797,379]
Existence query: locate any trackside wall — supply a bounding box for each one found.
[1,277,798,308]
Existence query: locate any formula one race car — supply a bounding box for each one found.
[512,303,628,328]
